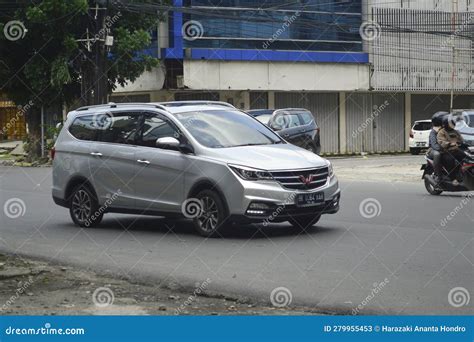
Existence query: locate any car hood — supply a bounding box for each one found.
[458,127,474,136]
[201,143,327,170]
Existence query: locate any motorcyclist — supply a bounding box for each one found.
[427,112,446,183]
[437,115,465,182]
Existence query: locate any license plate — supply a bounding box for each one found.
[296,192,324,207]
[416,142,426,147]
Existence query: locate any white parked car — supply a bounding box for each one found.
[409,120,432,155]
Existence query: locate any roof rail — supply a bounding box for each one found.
[157,101,235,109]
[274,108,310,112]
[76,102,168,112]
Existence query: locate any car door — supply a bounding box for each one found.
[87,110,142,208]
[270,112,303,146]
[297,110,318,148]
[133,112,189,213]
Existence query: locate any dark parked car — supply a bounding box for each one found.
[247,108,321,154]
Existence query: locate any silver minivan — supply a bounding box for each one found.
[52,101,340,237]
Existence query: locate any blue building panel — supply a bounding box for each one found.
[161,0,368,64]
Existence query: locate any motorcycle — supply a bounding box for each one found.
[421,146,474,195]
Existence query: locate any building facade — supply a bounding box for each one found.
[112,0,474,154]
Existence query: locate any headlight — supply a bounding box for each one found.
[228,164,273,181]
[327,161,334,178]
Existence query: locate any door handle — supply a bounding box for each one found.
[90,152,103,157]
[137,159,150,165]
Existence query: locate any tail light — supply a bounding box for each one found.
[50,146,56,160]
[410,130,414,138]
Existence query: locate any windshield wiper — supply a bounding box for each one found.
[233,143,266,147]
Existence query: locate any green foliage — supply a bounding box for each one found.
[0,0,163,107]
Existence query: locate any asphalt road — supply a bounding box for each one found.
[0,157,472,315]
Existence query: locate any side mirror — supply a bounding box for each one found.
[178,143,194,154]
[156,137,180,148]
[156,137,194,154]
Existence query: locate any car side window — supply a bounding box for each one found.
[69,115,98,141]
[299,112,314,125]
[96,112,141,145]
[273,113,301,129]
[139,114,181,149]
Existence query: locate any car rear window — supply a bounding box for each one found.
[413,122,432,131]
[69,115,97,141]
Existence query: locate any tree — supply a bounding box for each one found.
[0,0,164,159]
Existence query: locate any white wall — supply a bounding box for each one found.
[183,60,370,92]
[114,65,165,93]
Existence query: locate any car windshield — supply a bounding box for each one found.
[467,114,474,128]
[455,113,474,130]
[413,122,432,131]
[175,110,282,148]
[256,114,271,125]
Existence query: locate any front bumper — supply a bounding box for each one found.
[225,174,340,223]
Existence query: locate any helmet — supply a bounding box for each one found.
[431,111,447,127]
[442,115,453,130]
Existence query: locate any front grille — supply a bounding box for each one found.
[271,167,329,190]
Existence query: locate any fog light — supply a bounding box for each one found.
[246,202,272,216]
[249,203,271,210]
[332,195,340,207]
[246,209,266,215]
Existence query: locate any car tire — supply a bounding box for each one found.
[192,190,227,237]
[288,215,321,231]
[69,184,103,227]
[410,148,420,155]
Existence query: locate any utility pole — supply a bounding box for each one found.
[77,0,111,105]
[449,0,458,113]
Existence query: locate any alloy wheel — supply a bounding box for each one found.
[196,196,219,233]
[72,189,92,224]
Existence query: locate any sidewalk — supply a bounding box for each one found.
[0,253,314,316]
[330,155,424,183]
